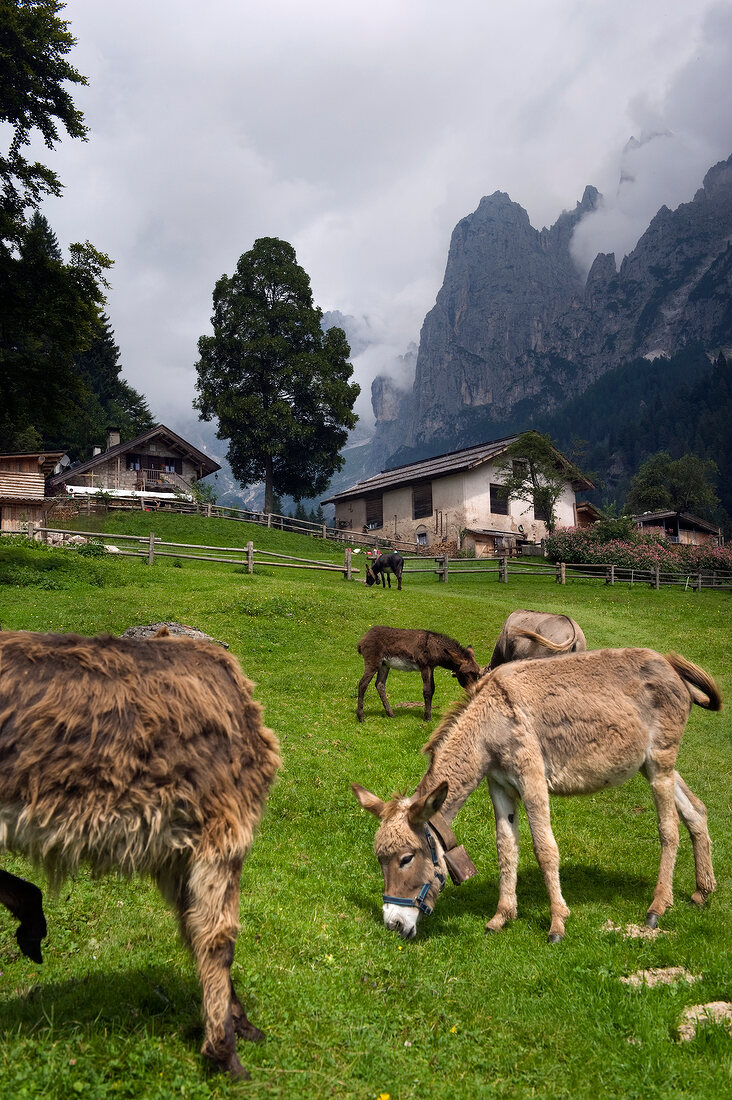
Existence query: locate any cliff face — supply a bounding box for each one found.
[373,155,732,458]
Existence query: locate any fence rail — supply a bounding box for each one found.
[5,525,730,590]
[53,494,420,552]
[17,526,360,577]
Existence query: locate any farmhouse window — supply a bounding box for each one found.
[365,495,383,529]
[412,482,433,520]
[533,498,549,522]
[490,483,509,515]
[126,453,143,471]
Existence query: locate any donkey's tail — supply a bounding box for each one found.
[514,621,578,654]
[665,652,722,711]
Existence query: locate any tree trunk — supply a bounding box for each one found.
[264,455,274,515]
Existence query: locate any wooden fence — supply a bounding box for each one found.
[7,527,731,590]
[402,552,730,590]
[53,494,418,553]
[26,527,360,577]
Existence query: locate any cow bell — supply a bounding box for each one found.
[443,845,477,885]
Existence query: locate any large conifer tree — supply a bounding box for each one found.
[194,238,359,512]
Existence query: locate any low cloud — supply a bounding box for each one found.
[31,0,732,428]
[571,5,732,274]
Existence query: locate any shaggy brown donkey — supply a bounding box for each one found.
[0,629,280,1078]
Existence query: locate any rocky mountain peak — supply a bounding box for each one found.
[370,153,732,461]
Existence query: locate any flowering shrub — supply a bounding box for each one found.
[545,526,732,575]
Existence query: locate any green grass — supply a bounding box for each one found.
[1,516,730,1098]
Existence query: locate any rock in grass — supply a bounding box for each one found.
[122,622,229,648]
[676,1002,732,1042]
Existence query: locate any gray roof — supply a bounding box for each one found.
[634,511,721,535]
[323,435,592,504]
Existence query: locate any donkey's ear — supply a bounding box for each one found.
[352,783,387,818]
[408,781,449,827]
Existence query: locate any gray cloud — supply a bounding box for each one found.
[571,5,732,272]
[33,0,732,427]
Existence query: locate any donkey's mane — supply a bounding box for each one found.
[421,670,493,760]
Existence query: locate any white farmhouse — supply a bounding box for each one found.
[322,435,593,555]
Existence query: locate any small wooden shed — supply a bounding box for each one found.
[0,452,65,533]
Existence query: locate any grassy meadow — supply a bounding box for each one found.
[0,513,730,1099]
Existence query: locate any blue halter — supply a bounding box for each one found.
[382,823,446,916]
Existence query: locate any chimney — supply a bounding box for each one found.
[106,427,121,450]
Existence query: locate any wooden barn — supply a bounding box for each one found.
[0,451,65,533]
[634,510,722,546]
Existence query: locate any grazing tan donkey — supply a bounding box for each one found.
[0,629,281,1078]
[353,648,720,943]
[488,609,586,669]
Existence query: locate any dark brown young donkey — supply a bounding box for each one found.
[357,625,481,722]
[365,552,404,589]
[0,629,281,1079]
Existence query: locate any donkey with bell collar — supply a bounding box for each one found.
[353,647,720,943]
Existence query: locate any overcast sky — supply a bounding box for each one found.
[38,0,732,430]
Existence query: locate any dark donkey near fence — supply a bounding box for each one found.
[365,552,404,590]
[357,625,482,722]
[0,629,281,1078]
[353,647,721,942]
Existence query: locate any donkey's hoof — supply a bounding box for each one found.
[547,932,564,944]
[644,911,659,929]
[203,1048,250,1079]
[236,1020,266,1043]
[16,934,44,964]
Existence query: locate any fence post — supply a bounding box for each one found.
[344,547,352,580]
[558,562,566,585]
[499,555,508,583]
[654,567,660,590]
[267,513,272,529]
[207,502,212,518]
[246,541,254,574]
[605,564,615,585]
[695,573,702,592]
[437,554,449,583]
[148,531,155,566]
[322,523,327,539]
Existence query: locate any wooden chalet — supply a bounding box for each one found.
[634,510,722,546]
[48,425,220,502]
